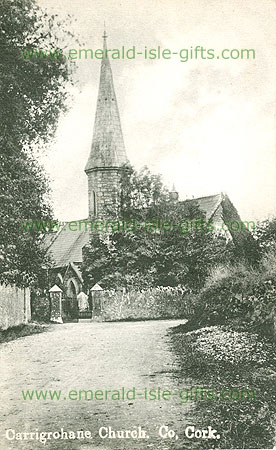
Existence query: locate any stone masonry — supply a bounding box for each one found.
[87,168,123,219]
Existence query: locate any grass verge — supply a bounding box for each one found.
[0,322,49,344]
[169,324,276,449]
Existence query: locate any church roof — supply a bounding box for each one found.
[44,222,89,267]
[44,193,241,269]
[181,192,225,220]
[85,32,128,172]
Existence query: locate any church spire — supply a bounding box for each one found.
[85,29,128,172]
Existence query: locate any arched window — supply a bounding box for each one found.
[66,278,79,298]
[56,273,63,287]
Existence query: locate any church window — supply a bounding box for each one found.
[93,191,97,216]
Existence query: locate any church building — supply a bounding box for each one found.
[44,31,244,306]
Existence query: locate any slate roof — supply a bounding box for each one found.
[85,34,128,172]
[44,222,89,268]
[181,192,225,220]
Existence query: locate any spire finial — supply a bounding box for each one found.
[102,23,107,52]
[103,22,107,41]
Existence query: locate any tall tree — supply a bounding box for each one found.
[0,0,74,286]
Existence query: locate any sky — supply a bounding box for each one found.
[38,0,276,222]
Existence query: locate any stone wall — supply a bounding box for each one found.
[0,284,31,330]
[94,287,191,322]
[87,168,122,218]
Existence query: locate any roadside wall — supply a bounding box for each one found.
[0,284,31,330]
[97,286,192,321]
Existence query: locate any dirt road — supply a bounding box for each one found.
[0,320,197,450]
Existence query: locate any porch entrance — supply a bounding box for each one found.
[62,279,79,322]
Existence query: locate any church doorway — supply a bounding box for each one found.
[62,278,79,322]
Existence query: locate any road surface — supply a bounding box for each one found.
[0,320,197,450]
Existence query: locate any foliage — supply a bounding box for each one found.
[119,165,171,220]
[253,217,276,252]
[0,0,73,146]
[83,225,233,291]
[83,165,234,290]
[170,324,276,449]
[180,248,276,338]
[0,0,74,287]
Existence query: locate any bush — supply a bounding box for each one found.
[181,255,276,339]
[31,290,50,322]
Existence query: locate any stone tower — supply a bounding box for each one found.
[85,30,129,219]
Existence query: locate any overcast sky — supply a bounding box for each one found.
[38,0,276,222]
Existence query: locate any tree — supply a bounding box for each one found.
[254,217,276,253]
[119,165,171,220]
[0,0,74,286]
[82,165,234,290]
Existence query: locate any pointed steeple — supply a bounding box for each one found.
[85,29,128,172]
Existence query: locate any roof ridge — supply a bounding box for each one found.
[208,192,224,220]
[184,193,221,202]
